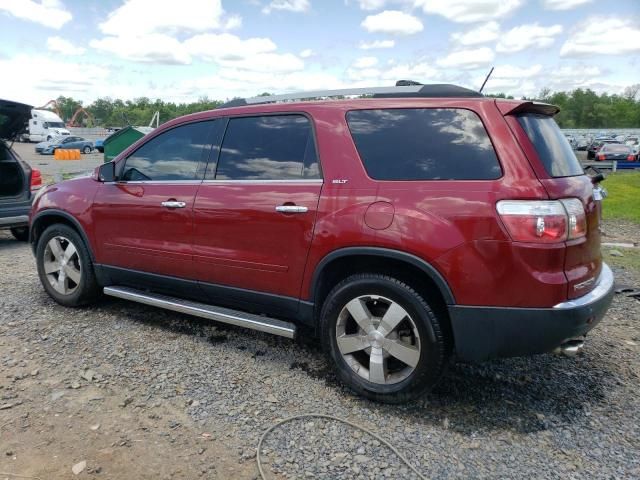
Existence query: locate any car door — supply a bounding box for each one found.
[92,120,220,280]
[193,114,322,312]
[60,137,75,149]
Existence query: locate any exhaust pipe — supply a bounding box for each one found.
[553,338,585,357]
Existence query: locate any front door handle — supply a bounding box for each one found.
[275,205,308,213]
[161,201,186,209]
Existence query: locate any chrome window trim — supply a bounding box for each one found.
[201,179,324,185]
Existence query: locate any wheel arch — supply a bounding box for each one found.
[310,247,455,306]
[30,210,95,262]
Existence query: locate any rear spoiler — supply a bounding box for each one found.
[495,100,560,117]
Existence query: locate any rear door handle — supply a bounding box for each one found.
[161,201,186,209]
[275,205,308,213]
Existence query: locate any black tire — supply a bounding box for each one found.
[10,227,29,241]
[36,224,100,307]
[320,273,447,403]
[83,146,92,154]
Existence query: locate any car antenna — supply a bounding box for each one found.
[478,66,494,94]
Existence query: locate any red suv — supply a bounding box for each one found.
[30,84,614,403]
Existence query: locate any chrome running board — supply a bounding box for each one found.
[103,286,296,339]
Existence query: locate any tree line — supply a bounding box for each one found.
[52,84,640,129]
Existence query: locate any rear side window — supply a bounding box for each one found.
[215,115,319,180]
[516,114,583,177]
[346,108,501,180]
[122,121,217,181]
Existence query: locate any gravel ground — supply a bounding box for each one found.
[1,224,639,479]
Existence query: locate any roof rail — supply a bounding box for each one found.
[218,83,482,109]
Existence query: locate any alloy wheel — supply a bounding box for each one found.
[336,294,421,385]
[43,236,82,295]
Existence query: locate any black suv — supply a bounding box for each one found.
[1,99,42,241]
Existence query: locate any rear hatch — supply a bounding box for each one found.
[0,99,33,205]
[501,101,602,300]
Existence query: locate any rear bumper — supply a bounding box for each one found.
[449,263,615,362]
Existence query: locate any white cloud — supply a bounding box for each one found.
[299,49,314,58]
[0,0,72,29]
[185,34,277,61]
[353,56,379,68]
[98,0,231,35]
[493,64,543,78]
[451,21,500,46]
[355,0,387,10]
[346,60,441,84]
[414,0,523,23]
[560,17,640,56]
[361,10,423,35]
[436,47,495,69]
[223,14,243,30]
[0,55,109,105]
[46,36,86,56]
[543,0,592,10]
[496,23,563,53]
[90,34,191,64]
[262,0,310,14]
[359,39,395,49]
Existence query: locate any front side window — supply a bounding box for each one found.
[214,114,319,180]
[347,108,501,180]
[121,121,216,181]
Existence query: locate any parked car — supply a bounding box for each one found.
[35,136,93,155]
[574,136,589,151]
[29,84,614,403]
[624,136,639,158]
[597,143,636,162]
[587,138,620,159]
[94,138,105,153]
[1,99,42,240]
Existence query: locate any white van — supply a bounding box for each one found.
[20,109,70,142]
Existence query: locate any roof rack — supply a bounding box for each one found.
[218,83,482,108]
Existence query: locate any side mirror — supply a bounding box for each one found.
[97,162,115,182]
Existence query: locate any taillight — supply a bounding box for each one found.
[31,168,42,192]
[627,155,635,161]
[496,199,586,243]
[561,198,587,239]
[597,154,606,161]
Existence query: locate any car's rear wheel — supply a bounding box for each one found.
[10,227,29,242]
[83,146,92,154]
[320,273,447,403]
[36,224,100,307]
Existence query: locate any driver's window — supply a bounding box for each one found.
[63,138,73,143]
[121,121,216,182]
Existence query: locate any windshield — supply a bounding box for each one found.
[516,114,583,177]
[602,144,632,153]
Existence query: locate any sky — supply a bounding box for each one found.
[0,0,638,106]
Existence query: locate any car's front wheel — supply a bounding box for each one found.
[320,273,447,403]
[36,224,100,307]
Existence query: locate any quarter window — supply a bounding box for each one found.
[347,108,502,180]
[121,121,216,181]
[214,115,319,180]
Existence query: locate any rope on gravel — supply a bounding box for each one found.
[256,413,428,480]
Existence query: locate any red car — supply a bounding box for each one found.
[29,84,614,403]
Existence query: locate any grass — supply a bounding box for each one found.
[602,172,640,224]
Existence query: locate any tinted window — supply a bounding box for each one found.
[215,115,319,180]
[347,108,501,180]
[122,121,215,181]
[517,114,583,177]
